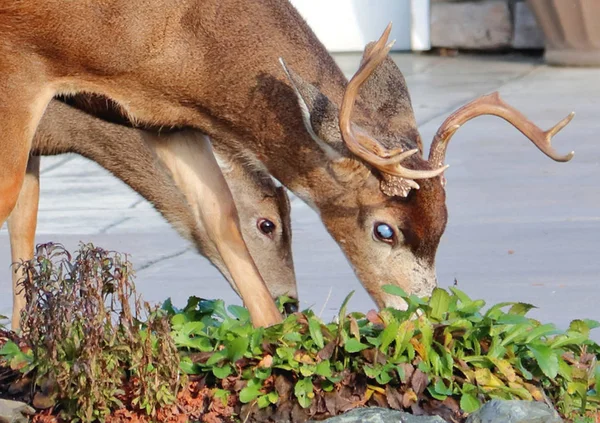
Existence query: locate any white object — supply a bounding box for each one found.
[289,0,430,52]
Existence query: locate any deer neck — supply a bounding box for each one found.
[178,1,356,211]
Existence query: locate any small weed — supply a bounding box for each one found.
[1,243,181,422]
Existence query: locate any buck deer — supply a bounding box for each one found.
[0,1,574,327]
[8,99,297,328]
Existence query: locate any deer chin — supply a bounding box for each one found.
[338,240,438,312]
[368,258,438,311]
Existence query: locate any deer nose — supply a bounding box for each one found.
[283,300,299,314]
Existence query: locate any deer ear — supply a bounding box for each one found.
[355,43,423,154]
[279,59,346,159]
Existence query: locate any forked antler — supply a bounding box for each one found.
[428,92,575,167]
[339,24,449,181]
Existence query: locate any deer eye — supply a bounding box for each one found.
[373,223,395,244]
[257,219,276,237]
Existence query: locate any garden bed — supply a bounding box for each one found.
[0,243,598,422]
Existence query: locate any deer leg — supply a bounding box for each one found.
[0,65,53,226]
[147,131,283,327]
[7,156,41,330]
[0,59,54,328]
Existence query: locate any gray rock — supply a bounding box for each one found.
[0,399,35,423]
[466,399,563,423]
[310,407,448,423]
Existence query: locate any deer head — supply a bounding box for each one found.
[214,149,297,304]
[280,24,574,309]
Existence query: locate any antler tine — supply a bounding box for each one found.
[339,26,449,181]
[428,92,575,166]
[360,22,393,65]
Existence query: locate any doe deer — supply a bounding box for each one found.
[8,99,297,328]
[0,1,574,326]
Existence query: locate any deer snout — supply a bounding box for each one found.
[283,299,299,315]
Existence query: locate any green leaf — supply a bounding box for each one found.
[161,297,178,315]
[250,327,265,353]
[239,384,261,403]
[382,285,409,298]
[309,317,325,349]
[429,288,451,321]
[344,339,369,353]
[228,305,250,322]
[364,365,381,379]
[428,388,447,401]
[283,332,302,343]
[381,285,408,299]
[569,319,590,337]
[460,393,481,413]
[179,357,198,375]
[500,323,531,346]
[376,367,393,385]
[434,378,453,396]
[379,320,399,353]
[225,337,249,362]
[549,332,589,349]
[316,360,332,378]
[484,302,516,320]
[257,394,271,409]
[459,299,486,315]
[0,340,21,357]
[516,357,533,380]
[294,378,314,409]
[496,314,531,325]
[508,302,536,316]
[337,291,355,323]
[170,313,188,327]
[525,323,560,343]
[449,287,473,304]
[206,351,227,366]
[300,364,316,377]
[184,296,203,312]
[528,344,559,379]
[267,391,279,404]
[255,366,272,381]
[212,364,233,379]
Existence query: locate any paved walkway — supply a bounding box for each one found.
[1,53,599,340]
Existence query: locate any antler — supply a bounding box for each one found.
[339,24,449,181]
[428,92,575,167]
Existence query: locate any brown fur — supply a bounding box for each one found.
[0,0,447,316]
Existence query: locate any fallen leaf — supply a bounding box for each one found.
[385,385,403,410]
[411,369,429,395]
[402,389,418,408]
[366,310,384,326]
[257,354,273,368]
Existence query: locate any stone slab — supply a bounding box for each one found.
[431,1,512,50]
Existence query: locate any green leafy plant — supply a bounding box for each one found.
[167,286,599,421]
